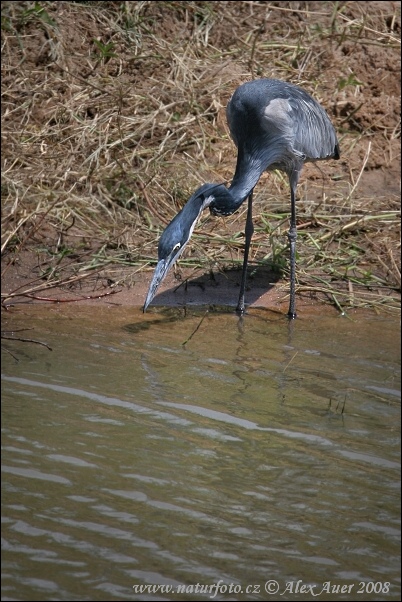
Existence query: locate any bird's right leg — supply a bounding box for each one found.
[236,189,254,314]
[287,184,297,319]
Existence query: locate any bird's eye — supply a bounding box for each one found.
[173,243,181,253]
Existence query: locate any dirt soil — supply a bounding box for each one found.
[1,1,401,315]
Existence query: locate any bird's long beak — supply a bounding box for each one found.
[143,186,213,312]
[143,258,171,312]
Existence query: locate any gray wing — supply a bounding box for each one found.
[261,85,339,162]
[227,79,339,164]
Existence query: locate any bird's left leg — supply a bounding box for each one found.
[236,189,254,314]
[287,175,299,319]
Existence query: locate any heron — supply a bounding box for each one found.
[143,78,340,317]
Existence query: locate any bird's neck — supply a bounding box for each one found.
[228,153,265,209]
[179,188,213,226]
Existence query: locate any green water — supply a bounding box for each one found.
[1,305,400,601]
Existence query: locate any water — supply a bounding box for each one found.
[1,305,400,601]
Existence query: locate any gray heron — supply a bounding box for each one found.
[143,78,340,317]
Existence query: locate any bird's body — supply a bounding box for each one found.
[144,78,339,316]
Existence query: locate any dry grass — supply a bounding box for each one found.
[1,1,401,312]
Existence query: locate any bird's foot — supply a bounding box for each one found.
[236,303,246,315]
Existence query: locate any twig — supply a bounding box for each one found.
[283,351,298,372]
[347,141,371,201]
[1,270,107,305]
[138,180,170,226]
[1,346,20,362]
[24,288,121,302]
[1,336,52,351]
[182,310,209,345]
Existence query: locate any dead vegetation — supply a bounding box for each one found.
[1,1,401,313]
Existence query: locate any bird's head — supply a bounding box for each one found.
[143,183,230,311]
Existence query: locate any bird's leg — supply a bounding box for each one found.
[236,189,254,314]
[287,185,297,319]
